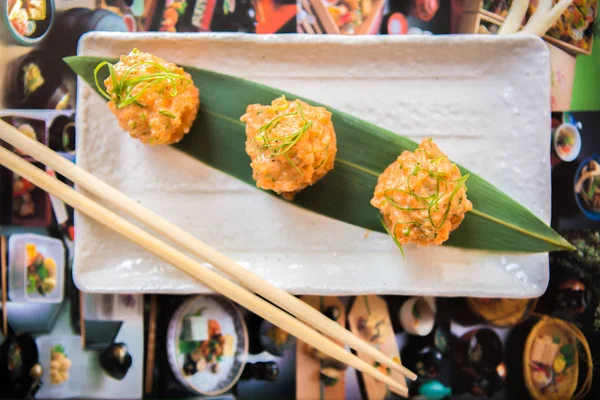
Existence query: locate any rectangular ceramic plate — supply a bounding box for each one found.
[74,33,551,297]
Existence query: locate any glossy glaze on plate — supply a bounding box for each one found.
[74,33,551,297]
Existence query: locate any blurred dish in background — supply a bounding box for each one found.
[553,122,581,162]
[466,298,537,328]
[35,335,84,398]
[0,163,53,227]
[0,334,40,398]
[48,344,71,384]
[166,295,248,396]
[24,240,60,300]
[399,297,436,336]
[8,234,65,304]
[157,0,189,32]
[538,0,597,53]
[453,328,503,373]
[523,318,591,400]
[299,0,383,34]
[574,155,600,220]
[1,0,54,45]
[144,0,219,32]
[327,0,373,34]
[4,50,71,110]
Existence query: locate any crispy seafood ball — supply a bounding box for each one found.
[240,96,337,200]
[50,350,72,384]
[99,49,200,145]
[371,138,472,247]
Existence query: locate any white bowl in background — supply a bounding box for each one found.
[553,122,581,162]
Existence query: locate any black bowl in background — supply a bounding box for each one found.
[0,334,39,398]
[48,115,76,153]
[3,49,65,109]
[453,328,503,373]
[43,8,127,60]
[100,342,133,380]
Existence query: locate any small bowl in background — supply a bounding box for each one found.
[553,123,581,162]
[1,0,55,46]
[399,296,436,336]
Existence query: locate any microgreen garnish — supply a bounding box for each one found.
[383,153,470,246]
[379,215,404,258]
[93,57,191,110]
[159,110,176,119]
[253,99,313,175]
[141,113,147,121]
[52,344,65,355]
[315,144,330,170]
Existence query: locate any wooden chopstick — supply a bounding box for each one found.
[0,120,416,381]
[145,295,158,395]
[0,145,409,397]
[1,236,7,336]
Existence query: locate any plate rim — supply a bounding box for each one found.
[73,32,551,298]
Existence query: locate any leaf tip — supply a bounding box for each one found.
[62,56,77,66]
[553,235,577,252]
[63,56,81,76]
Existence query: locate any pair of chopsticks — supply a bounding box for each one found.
[0,120,414,396]
[499,0,574,36]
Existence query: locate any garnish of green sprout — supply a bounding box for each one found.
[382,162,470,252]
[159,110,176,119]
[93,58,192,110]
[252,100,313,175]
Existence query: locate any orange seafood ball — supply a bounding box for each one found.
[240,96,337,200]
[101,49,200,145]
[371,139,472,248]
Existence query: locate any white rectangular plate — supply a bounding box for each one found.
[75,33,551,297]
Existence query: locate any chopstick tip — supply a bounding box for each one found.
[390,362,417,381]
[389,384,409,398]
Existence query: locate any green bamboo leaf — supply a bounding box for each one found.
[64,56,574,253]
